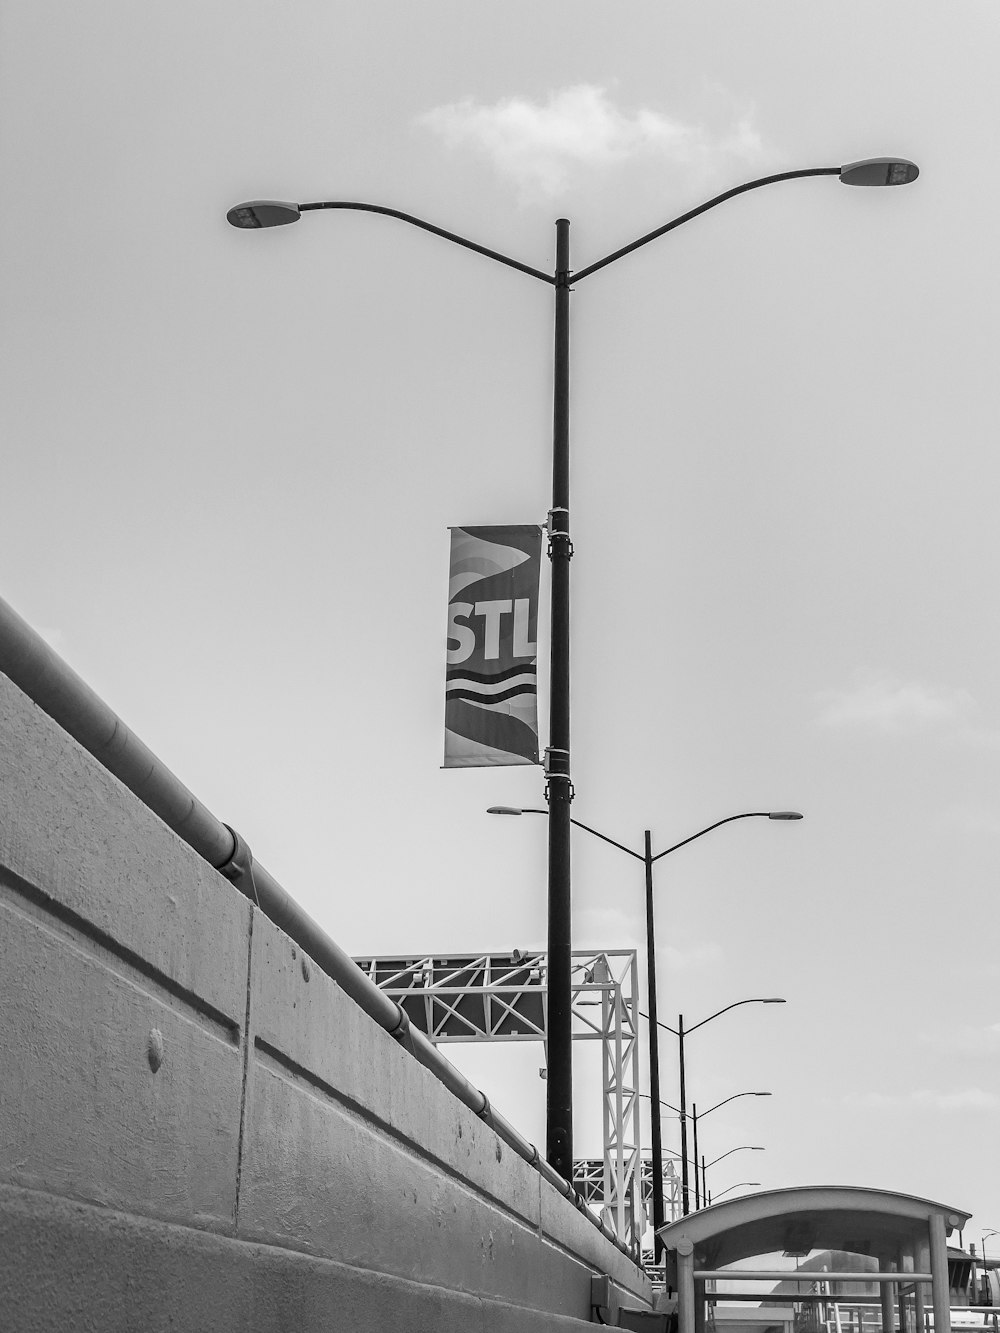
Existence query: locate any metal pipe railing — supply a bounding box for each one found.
[0,591,635,1260]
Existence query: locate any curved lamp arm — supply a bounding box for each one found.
[699,1091,771,1120]
[687,997,786,1035]
[227,199,554,285]
[572,168,840,282]
[571,157,919,283]
[651,812,800,865]
[710,1182,761,1203]
[704,1146,765,1171]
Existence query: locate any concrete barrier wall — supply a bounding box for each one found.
[0,671,651,1331]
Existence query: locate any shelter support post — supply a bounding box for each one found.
[913,1242,929,1333]
[677,1239,696,1333]
[694,1279,706,1333]
[881,1265,897,1333]
[898,1247,913,1333]
[928,1214,951,1333]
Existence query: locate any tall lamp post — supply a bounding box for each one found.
[490,806,797,1241]
[229,156,917,1183]
[655,1002,784,1215]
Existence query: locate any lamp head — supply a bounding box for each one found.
[487,806,524,816]
[768,811,803,820]
[762,998,787,1005]
[227,200,302,229]
[839,158,919,187]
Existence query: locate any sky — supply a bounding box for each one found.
[2,0,999,1261]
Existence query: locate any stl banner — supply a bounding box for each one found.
[444,525,542,768]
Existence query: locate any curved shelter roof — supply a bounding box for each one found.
[657,1185,972,1271]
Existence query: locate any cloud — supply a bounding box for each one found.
[816,671,974,735]
[417,85,765,198]
[844,1087,999,1112]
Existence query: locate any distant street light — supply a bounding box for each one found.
[654,1002,784,1215]
[708,1182,761,1204]
[640,1086,771,1216]
[490,806,798,1247]
[230,155,916,1187]
[699,1145,765,1209]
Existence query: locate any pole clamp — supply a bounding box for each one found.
[543,749,573,801]
[219,824,260,908]
[544,775,575,804]
[546,507,573,559]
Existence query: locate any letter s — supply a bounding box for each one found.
[447,602,476,665]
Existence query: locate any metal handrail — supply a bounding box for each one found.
[0,591,638,1263]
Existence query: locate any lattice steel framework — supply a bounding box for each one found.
[576,1154,680,1221]
[353,949,641,1243]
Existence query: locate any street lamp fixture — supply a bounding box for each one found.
[230,157,916,1191]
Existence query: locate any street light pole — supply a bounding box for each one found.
[229,154,917,1192]
[678,1013,691,1214]
[547,217,574,1180]
[643,829,666,1253]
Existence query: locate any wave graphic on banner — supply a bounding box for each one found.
[444,525,542,769]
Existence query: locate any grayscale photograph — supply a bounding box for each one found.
[1,3,997,1329]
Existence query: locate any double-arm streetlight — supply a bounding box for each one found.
[229,155,917,1184]
[494,803,795,1240]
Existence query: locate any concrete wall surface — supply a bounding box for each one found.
[0,671,651,1331]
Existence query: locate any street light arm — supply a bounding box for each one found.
[640,1091,683,1117]
[297,201,555,284]
[489,806,644,860]
[650,812,774,864]
[687,997,786,1035]
[705,1146,765,1170]
[710,1182,761,1202]
[698,1091,771,1119]
[638,1009,679,1037]
[571,167,840,283]
[568,817,645,860]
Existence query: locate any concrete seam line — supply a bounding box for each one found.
[0,1182,653,1314]
[251,1038,546,1234]
[232,909,256,1234]
[0,862,241,1045]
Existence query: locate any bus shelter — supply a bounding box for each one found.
[657,1186,971,1333]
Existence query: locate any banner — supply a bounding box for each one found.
[444,525,542,768]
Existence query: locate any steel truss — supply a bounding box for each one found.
[353,949,641,1244]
